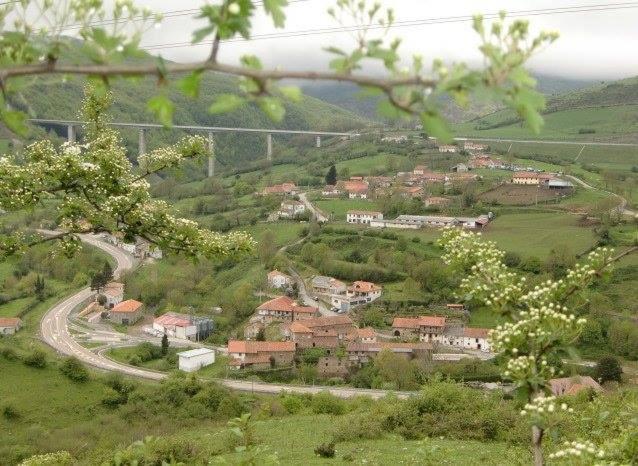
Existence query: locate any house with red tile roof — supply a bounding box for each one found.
[0,317,22,335]
[227,340,296,369]
[341,180,369,199]
[346,341,432,365]
[549,376,603,396]
[110,299,144,325]
[347,281,382,303]
[512,172,554,186]
[262,182,298,195]
[392,316,447,342]
[255,296,319,323]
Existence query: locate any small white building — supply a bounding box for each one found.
[268,270,293,289]
[102,282,124,309]
[346,210,383,225]
[178,348,216,372]
[278,200,306,218]
[0,317,22,335]
[438,144,457,153]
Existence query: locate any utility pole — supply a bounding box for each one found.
[138,128,147,156]
[266,133,273,161]
[207,131,215,177]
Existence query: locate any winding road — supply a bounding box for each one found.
[39,234,411,399]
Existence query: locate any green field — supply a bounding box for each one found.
[315,198,382,219]
[207,415,531,465]
[335,153,407,175]
[456,105,638,144]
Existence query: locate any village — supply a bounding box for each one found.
[261,139,574,229]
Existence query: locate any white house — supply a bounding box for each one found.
[445,328,491,352]
[178,348,216,372]
[102,282,124,309]
[322,185,342,197]
[268,270,293,289]
[0,317,22,335]
[278,200,306,218]
[153,312,214,341]
[347,281,382,303]
[346,210,383,225]
[438,144,457,153]
[312,275,347,295]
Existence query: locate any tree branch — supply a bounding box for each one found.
[0,59,437,91]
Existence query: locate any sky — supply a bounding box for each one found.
[124,0,637,81]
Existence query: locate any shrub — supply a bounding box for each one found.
[595,356,623,383]
[2,403,20,420]
[0,346,19,361]
[280,394,305,414]
[314,442,336,458]
[23,349,47,368]
[311,391,346,415]
[59,357,89,382]
[18,451,73,466]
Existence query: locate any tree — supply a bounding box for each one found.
[161,334,170,356]
[101,262,114,285]
[258,230,277,268]
[34,275,46,301]
[438,228,636,465]
[325,165,337,186]
[594,356,622,383]
[0,87,254,260]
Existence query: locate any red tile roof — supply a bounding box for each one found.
[348,281,381,293]
[343,181,369,193]
[302,315,354,328]
[257,296,296,312]
[549,376,602,396]
[463,327,490,339]
[357,327,376,338]
[154,313,191,327]
[227,340,296,354]
[289,321,312,333]
[112,299,143,313]
[0,317,22,327]
[392,316,446,328]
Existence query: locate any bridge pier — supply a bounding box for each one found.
[67,125,75,143]
[315,135,321,148]
[207,131,215,177]
[266,133,273,161]
[138,128,147,156]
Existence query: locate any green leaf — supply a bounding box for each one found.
[178,71,203,98]
[147,94,174,127]
[258,96,285,122]
[192,25,215,44]
[279,86,302,102]
[208,94,245,114]
[376,99,410,120]
[240,55,262,70]
[420,109,453,142]
[263,0,287,28]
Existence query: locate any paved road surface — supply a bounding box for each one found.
[39,234,410,398]
[299,192,328,223]
[565,174,637,218]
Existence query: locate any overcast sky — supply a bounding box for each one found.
[129,0,637,81]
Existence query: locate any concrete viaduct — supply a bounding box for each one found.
[29,119,358,177]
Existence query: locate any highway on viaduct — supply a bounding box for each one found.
[39,234,411,399]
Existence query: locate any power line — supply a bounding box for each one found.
[61,0,312,31]
[139,2,638,51]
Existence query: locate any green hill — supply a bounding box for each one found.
[4,43,369,173]
[455,76,638,142]
[300,74,594,123]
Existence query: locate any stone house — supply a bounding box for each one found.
[110,299,144,325]
[227,340,296,370]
